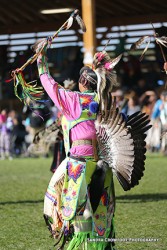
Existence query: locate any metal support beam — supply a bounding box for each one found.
[81,0,96,65]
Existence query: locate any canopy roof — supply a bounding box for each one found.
[0,0,166,34]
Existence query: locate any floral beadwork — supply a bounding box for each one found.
[67,162,85,183]
[62,206,73,218]
[61,159,86,221]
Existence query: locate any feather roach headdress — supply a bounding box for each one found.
[79,37,123,112]
[92,50,122,109]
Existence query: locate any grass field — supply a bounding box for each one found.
[0,153,167,250]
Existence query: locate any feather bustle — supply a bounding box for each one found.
[95,93,151,191]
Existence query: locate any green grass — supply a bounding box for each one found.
[0,154,167,250]
[114,153,167,250]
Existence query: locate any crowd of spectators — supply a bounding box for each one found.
[0,109,27,159]
[0,47,167,159]
[0,83,167,160]
[0,100,58,159]
[112,87,167,155]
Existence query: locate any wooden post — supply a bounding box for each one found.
[81,0,96,66]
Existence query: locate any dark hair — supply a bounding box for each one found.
[79,66,97,91]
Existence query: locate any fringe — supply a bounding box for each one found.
[55,174,65,211]
[67,232,87,250]
[66,232,111,250]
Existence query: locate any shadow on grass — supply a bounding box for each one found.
[116,193,167,203]
[1,193,167,206]
[0,199,43,205]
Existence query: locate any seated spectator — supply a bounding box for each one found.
[140,90,157,118]
[111,89,130,118]
[123,92,141,116]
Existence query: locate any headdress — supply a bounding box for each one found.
[92,50,122,109]
[80,41,122,110]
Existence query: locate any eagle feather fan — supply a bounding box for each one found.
[95,96,151,191]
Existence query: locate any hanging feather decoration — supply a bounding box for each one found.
[75,14,86,32]
[31,13,75,54]
[65,15,74,30]
[155,36,167,48]
[130,36,150,51]
[66,9,86,32]
[130,24,167,66]
[66,9,79,30]
[151,22,167,70]
[95,96,152,191]
[130,35,151,61]
[31,10,86,55]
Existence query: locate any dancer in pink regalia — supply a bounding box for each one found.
[35,38,151,249]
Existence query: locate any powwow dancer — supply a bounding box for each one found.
[10,10,151,250]
[34,34,151,249]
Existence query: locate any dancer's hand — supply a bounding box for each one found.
[33,36,52,56]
